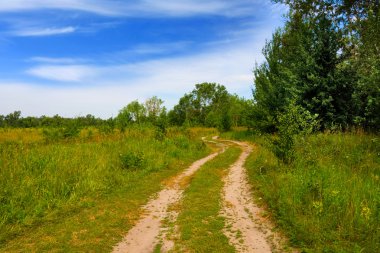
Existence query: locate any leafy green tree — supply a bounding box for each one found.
[270,0,379,131]
[127,100,146,124]
[253,0,372,132]
[352,7,380,130]
[155,107,168,141]
[4,111,21,127]
[273,101,319,163]
[169,83,232,130]
[0,115,4,127]
[229,95,252,127]
[145,96,164,123]
[168,94,193,126]
[116,105,133,131]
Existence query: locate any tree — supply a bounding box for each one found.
[352,6,380,130]
[169,83,232,130]
[229,96,254,127]
[117,105,132,131]
[168,94,193,126]
[145,96,164,123]
[252,0,378,132]
[127,100,146,124]
[269,0,379,131]
[4,111,21,127]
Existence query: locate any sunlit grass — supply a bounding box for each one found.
[0,126,212,251]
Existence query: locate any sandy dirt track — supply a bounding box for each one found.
[220,141,272,252]
[112,141,224,253]
[113,138,289,253]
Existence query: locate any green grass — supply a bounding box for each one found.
[222,130,380,252]
[0,127,215,251]
[173,145,241,252]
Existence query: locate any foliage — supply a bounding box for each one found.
[168,82,247,131]
[145,96,164,123]
[0,111,112,130]
[116,96,166,131]
[272,101,319,164]
[253,0,380,132]
[154,108,168,141]
[42,123,82,142]
[119,151,146,170]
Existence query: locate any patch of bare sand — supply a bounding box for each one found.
[112,139,224,253]
[221,141,291,253]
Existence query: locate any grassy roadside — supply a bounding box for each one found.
[172,145,241,252]
[0,127,215,252]
[222,130,380,252]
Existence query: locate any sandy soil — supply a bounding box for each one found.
[220,140,282,253]
[112,140,224,253]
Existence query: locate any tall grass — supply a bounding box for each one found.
[0,127,213,247]
[223,130,379,252]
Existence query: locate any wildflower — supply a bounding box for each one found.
[331,190,339,197]
[312,201,323,215]
[360,203,371,221]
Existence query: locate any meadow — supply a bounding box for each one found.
[1,126,378,252]
[0,127,216,251]
[222,130,380,252]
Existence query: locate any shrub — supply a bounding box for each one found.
[42,128,63,142]
[273,101,318,164]
[119,151,146,170]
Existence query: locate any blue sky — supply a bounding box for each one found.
[0,0,286,118]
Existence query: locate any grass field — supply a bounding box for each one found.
[222,130,380,252]
[0,127,216,251]
[2,126,378,252]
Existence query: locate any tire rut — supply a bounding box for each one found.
[112,139,225,253]
[220,140,285,253]
[113,137,290,253]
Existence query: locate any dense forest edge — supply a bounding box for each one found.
[0,0,379,252]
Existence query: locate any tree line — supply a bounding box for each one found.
[0,83,252,132]
[0,111,110,129]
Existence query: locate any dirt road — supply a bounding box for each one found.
[113,138,286,252]
[112,140,225,253]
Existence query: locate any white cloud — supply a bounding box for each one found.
[0,1,285,118]
[12,26,76,36]
[5,27,269,118]
[26,65,97,82]
[0,0,122,16]
[29,57,85,64]
[0,0,272,18]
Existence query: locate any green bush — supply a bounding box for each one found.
[119,151,146,170]
[273,101,318,164]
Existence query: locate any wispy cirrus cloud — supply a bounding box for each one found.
[28,57,86,64]
[11,26,76,36]
[0,0,268,18]
[0,0,122,16]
